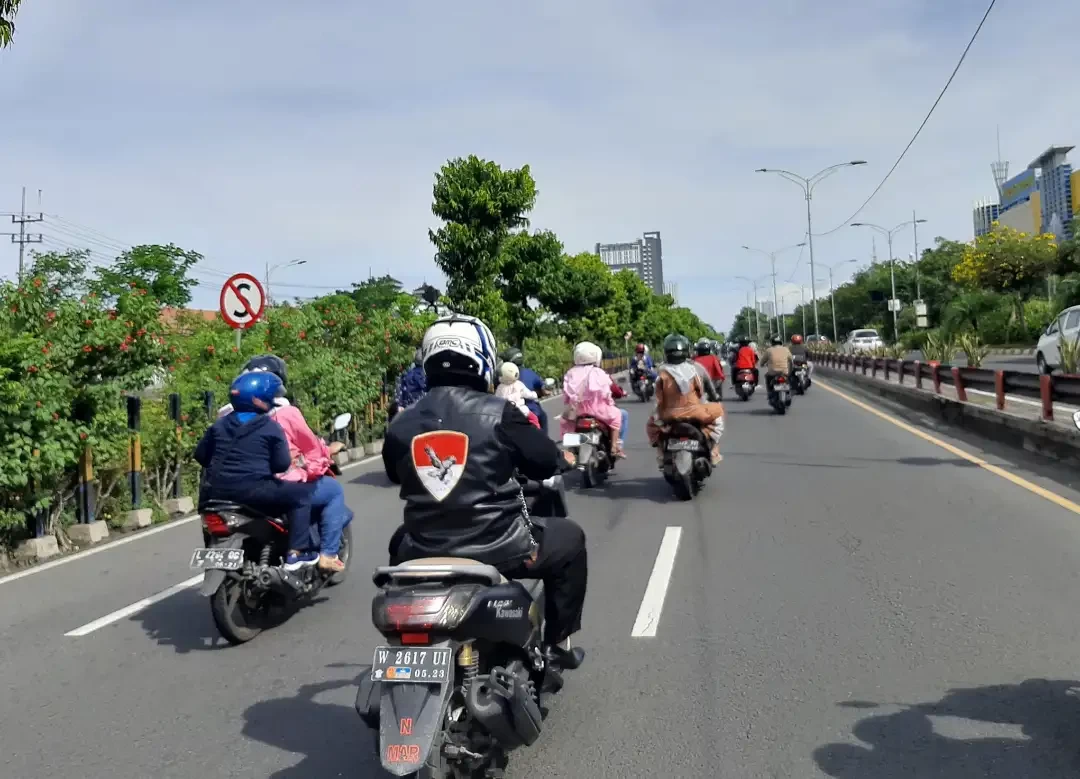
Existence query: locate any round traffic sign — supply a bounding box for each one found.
[219,273,266,330]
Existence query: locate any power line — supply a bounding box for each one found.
[816,0,999,236]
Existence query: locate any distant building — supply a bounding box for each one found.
[756,300,775,318]
[596,230,665,295]
[997,168,1042,235]
[973,199,1000,237]
[663,281,678,302]
[1029,146,1074,240]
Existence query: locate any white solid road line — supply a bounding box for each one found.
[0,453,383,588]
[631,526,682,638]
[65,575,204,637]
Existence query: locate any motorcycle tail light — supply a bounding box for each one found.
[776,376,787,384]
[202,513,231,536]
[576,418,598,430]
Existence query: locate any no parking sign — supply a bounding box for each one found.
[219,273,266,330]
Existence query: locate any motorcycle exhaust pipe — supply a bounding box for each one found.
[256,566,305,595]
[465,667,543,749]
[576,443,594,469]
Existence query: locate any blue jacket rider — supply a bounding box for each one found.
[630,344,657,380]
[395,348,428,409]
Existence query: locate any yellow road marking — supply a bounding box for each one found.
[817,379,1080,517]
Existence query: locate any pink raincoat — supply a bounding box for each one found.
[559,365,622,437]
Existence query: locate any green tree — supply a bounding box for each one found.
[538,251,615,340]
[497,230,563,344]
[94,244,203,307]
[0,0,20,48]
[429,155,537,327]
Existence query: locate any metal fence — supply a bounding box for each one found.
[810,351,1080,422]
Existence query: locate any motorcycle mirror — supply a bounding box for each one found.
[1073,409,1080,432]
[333,412,352,431]
[544,377,556,388]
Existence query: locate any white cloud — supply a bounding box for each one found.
[1,0,1076,332]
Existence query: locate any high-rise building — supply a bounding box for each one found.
[973,199,1000,237]
[997,168,1041,235]
[1029,146,1074,240]
[756,300,775,318]
[596,231,665,295]
[662,281,678,302]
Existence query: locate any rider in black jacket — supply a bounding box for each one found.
[382,313,588,669]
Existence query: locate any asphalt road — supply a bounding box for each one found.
[6,383,1080,777]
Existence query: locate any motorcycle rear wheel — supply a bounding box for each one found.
[210,577,263,645]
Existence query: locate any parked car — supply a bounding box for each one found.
[841,328,883,354]
[1036,305,1080,374]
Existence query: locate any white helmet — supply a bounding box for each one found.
[420,313,498,389]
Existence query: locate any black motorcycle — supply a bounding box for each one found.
[630,371,654,402]
[561,415,615,488]
[767,374,792,415]
[791,360,810,395]
[358,475,572,778]
[190,413,354,645]
[660,420,713,500]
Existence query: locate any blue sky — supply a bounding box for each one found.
[1,0,1077,334]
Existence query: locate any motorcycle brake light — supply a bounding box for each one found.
[400,632,430,645]
[576,418,598,430]
[776,376,787,383]
[379,595,449,630]
[202,513,231,536]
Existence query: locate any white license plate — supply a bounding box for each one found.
[666,439,700,451]
[371,645,453,684]
[562,433,581,447]
[189,548,244,571]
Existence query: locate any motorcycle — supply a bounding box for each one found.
[768,375,791,415]
[630,371,655,402]
[792,360,810,395]
[561,415,615,488]
[734,369,757,401]
[357,475,572,778]
[190,412,354,646]
[659,420,713,500]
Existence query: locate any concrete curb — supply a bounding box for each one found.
[987,347,1036,356]
[816,365,1080,467]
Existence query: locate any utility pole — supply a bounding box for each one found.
[4,188,43,283]
[912,209,922,300]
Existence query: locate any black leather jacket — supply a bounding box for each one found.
[382,385,560,567]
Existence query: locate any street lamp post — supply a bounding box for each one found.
[741,241,806,341]
[817,259,857,343]
[265,259,307,305]
[850,219,927,341]
[755,160,868,337]
[737,274,771,343]
[912,210,923,299]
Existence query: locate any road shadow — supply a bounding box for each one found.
[570,475,673,505]
[242,672,385,778]
[133,586,328,654]
[348,469,394,487]
[814,679,1080,778]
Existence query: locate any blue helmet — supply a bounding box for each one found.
[229,371,282,413]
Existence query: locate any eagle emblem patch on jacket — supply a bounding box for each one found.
[410,431,469,501]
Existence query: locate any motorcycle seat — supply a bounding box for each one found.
[201,500,285,523]
[374,557,507,586]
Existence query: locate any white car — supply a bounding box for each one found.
[842,329,883,354]
[1036,304,1080,374]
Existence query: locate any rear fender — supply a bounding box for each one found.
[673,450,693,476]
[378,651,454,776]
[199,533,248,596]
[577,443,594,466]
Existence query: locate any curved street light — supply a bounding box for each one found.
[755,160,868,337]
[265,259,307,305]
[850,219,927,339]
[741,241,806,340]
[816,259,858,343]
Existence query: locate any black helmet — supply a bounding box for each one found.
[501,347,524,366]
[738,336,750,347]
[663,333,691,364]
[770,335,783,346]
[695,337,711,356]
[243,354,288,387]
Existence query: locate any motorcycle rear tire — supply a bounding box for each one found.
[210,578,263,645]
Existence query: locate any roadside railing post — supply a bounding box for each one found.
[862,357,868,376]
[884,359,891,381]
[1040,375,1054,421]
[914,361,923,389]
[75,444,95,524]
[872,359,878,379]
[202,390,215,420]
[951,367,967,402]
[898,361,906,384]
[127,395,143,509]
[168,393,182,499]
[932,364,941,394]
[994,371,1005,410]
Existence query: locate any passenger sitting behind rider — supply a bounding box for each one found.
[646,333,726,467]
[560,341,628,461]
[195,372,315,542]
[382,313,588,670]
[760,335,794,390]
[495,361,541,429]
[732,336,759,385]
